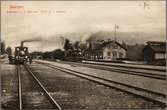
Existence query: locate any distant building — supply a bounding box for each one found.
[84,40,127,61]
[143,41,166,65]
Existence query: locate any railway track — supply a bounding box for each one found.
[36,61,166,108]
[16,64,62,110]
[58,61,166,80]
[81,61,166,72]
[16,65,22,109]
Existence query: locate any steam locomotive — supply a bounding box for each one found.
[9,42,32,64]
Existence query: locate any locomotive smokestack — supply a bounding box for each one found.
[21,41,24,47]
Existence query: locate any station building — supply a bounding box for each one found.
[143,41,166,65]
[84,40,127,61]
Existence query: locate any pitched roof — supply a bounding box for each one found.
[148,45,166,52]
[144,41,166,52]
[93,40,127,50]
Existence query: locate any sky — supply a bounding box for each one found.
[1,1,166,52]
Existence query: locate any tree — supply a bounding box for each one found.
[63,38,70,50]
[52,49,65,59]
[0,42,6,55]
[74,41,80,50]
[42,51,52,59]
[6,46,12,56]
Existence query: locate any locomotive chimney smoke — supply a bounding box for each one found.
[21,37,43,47]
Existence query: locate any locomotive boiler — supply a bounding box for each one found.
[10,41,32,64]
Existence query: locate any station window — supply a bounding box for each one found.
[119,53,123,58]
[155,53,165,59]
[107,52,111,56]
[113,44,118,49]
[107,45,111,49]
[113,51,117,58]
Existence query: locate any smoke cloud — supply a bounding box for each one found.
[85,30,165,45]
[20,35,66,52]
[21,37,43,43]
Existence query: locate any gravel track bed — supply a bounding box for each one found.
[30,63,163,109]
[20,65,55,109]
[1,64,19,109]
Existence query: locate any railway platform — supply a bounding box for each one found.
[82,60,166,72]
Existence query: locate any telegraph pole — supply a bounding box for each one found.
[114,24,119,41]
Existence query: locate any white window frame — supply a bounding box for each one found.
[155,53,165,59]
